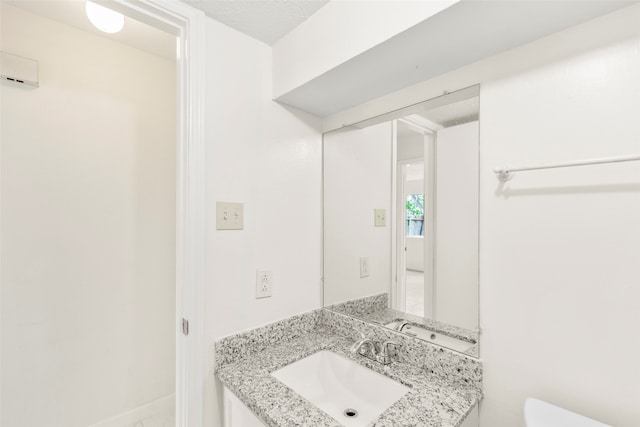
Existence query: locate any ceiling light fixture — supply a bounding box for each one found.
[85,1,124,34]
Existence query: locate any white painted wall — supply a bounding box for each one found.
[323,123,392,305]
[478,31,640,427]
[322,4,640,426]
[405,178,424,196]
[435,121,479,331]
[397,124,424,161]
[201,17,323,427]
[272,0,459,98]
[1,5,176,427]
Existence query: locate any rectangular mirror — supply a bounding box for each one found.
[323,85,480,357]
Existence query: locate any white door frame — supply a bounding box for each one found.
[422,132,436,320]
[110,1,206,425]
[395,158,421,313]
[392,121,437,319]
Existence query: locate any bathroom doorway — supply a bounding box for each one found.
[0,1,205,426]
[395,119,436,319]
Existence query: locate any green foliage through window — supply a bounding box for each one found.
[406,194,424,236]
[406,194,424,217]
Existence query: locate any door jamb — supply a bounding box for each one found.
[111,1,206,425]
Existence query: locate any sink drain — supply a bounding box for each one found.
[343,408,359,418]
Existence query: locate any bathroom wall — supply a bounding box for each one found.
[478,26,640,427]
[322,4,640,426]
[435,122,479,332]
[1,5,176,427]
[202,16,323,427]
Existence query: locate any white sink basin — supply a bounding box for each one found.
[271,350,410,427]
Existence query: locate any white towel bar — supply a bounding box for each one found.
[494,154,640,182]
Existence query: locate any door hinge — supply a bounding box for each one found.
[182,318,189,336]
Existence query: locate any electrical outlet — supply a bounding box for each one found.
[256,270,273,298]
[360,257,369,278]
[374,208,386,227]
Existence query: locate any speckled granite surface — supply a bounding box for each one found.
[326,294,479,357]
[364,309,478,344]
[215,309,482,427]
[216,329,480,427]
[214,310,321,370]
[325,293,388,317]
[320,309,482,392]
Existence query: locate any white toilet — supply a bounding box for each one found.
[524,398,611,427]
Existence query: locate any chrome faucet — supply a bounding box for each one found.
[393,320,411,332]
[377,341,400,365]
[350,332,379,357]
[393,320,417,337]
[350,330,399,365]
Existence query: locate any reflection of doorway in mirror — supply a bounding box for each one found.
[395,118,437,321]
[394,116,479,330]
[395,116,433,319]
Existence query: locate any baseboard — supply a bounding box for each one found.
[88,394,175,427]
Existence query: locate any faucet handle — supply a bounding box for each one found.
[382,340,400,354]
[376,340,400,364]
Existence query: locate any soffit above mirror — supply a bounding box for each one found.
[275,1,634,117]
[179,0,329,45]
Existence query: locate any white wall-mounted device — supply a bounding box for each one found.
[1,52,39,88]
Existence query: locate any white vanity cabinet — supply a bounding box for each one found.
[223,386,266,427]
[460,404,479,427]
[222,385,479,427]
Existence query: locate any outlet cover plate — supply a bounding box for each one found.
[256,270,273,298]
[374,208,386,227]
[359,257,369,278]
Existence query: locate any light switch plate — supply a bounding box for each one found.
[374,208,386,227]
[216,202,243,230]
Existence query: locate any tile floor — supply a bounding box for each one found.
[125,408,174,427]
[405,269,424,317]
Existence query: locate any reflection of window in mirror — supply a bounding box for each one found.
[406,194,424,236]
[405,192,425,316]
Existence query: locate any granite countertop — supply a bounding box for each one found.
[325,293,480,357]
[361,309,479,358]
[216,327,481,427]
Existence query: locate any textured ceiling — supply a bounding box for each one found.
[180,0,330,45]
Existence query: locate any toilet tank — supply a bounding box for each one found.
[525,398,611,427]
